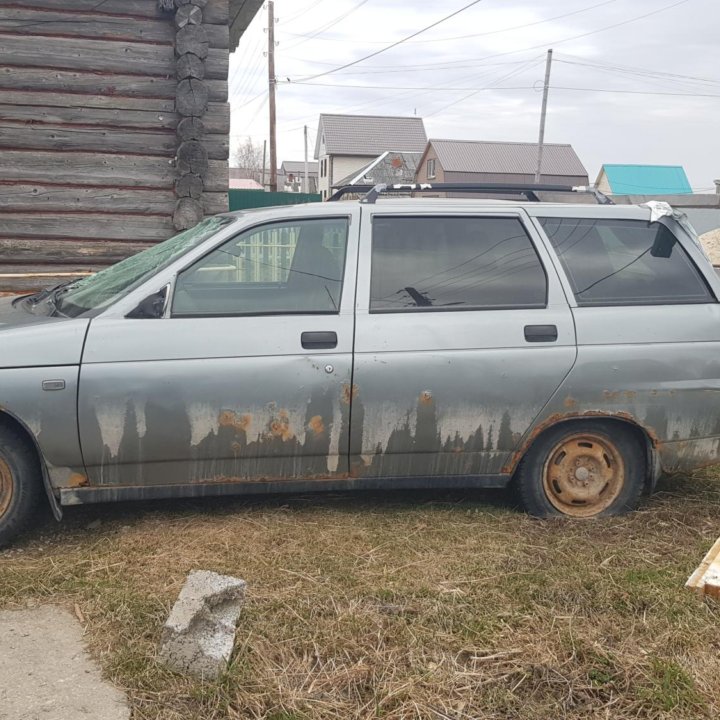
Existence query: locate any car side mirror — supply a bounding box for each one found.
[126,287,168,319]
[650,226,676,258]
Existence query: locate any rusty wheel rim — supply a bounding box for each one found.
[542,433,624,518]
[0,456,13,519]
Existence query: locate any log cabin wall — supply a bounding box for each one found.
[0,0,234,293]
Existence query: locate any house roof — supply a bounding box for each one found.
[597,164,692,195]
[315,114,427,158]
[332,151,422,188]
[229,0,264,50]
[281,160,318,175]
[229,178,264,190]
[426,139,588,177]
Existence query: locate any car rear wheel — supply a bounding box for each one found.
[515,421,645,518]
[0,426,42,546]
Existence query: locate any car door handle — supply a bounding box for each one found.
[524,324,558,342]
[301,331,338,349]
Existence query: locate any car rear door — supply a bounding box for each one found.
[77,209,360,489]
[349,204,577,481]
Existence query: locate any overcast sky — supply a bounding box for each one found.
[229,0,720,189]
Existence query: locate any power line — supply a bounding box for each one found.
[424,56,545,118]
[292,0,694,79]
[281,0,328,25]
[282,0,371,51]
[556,56,720,88]
[294,0,486,82]
[280,0,618,46]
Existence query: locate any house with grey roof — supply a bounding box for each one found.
[416,139,589,187]
[332,151,422,191]
[279,160,319,193]
[315,114,427,200]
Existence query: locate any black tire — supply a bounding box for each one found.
[514,420,645,518]
[0,425,43,546]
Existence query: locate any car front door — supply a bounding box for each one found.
[350,207,577,481]
[77,211,359,488]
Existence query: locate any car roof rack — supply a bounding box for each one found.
[328,182,614,205]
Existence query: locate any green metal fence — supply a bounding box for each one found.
[228,189,321,211]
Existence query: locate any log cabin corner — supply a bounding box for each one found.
[0,0,263,293]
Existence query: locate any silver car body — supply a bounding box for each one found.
[1,199,719,514]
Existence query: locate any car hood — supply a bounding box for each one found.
[0,296,89,368]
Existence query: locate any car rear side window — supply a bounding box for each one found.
[539,218,713,306]
[370,216,547,312]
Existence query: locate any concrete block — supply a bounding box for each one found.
[159,570,246,678]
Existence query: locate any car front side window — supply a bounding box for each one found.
[172,217,349,317]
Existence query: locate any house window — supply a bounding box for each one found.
[427,158,436,179]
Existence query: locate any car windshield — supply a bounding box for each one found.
[51,216,236,318]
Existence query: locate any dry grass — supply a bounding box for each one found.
[1,472,719,719]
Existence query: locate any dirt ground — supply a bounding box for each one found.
[0,472,718,719]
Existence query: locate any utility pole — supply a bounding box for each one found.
[303,125,309,194]
[534,48,553,184]
[268,0,277,191]
[261,139,267,189]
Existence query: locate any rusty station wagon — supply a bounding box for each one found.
[1,183,719,544]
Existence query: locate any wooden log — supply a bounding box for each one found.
[175,4,203,27]
[0,37,228,80]
[2,150,229,192]
[0,184,176,214]
[0,213,175,241]
[176,141,209,175]
[0,88,174,112]
[0,188,226,217]
[177,53,205,80]
[175,174,204,199]
[177,116,206,141]
[176,25,209,58]
[0,124,178,157]
[0,275,91,294]
[0,0,229,24]
[176,78,209,117]
[173,197,204,230]
[0,238,153,265]
[0,9,229,48]
[0,66,227,102]
[0,93,228,129]
[0,35,174,77]
[0,104,176,131]
[203,192,229,215]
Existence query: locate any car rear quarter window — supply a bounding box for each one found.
[370,216,547,312]
[539,217,714,306]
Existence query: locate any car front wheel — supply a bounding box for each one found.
[515,421,645,518]
[0,425,42,546]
